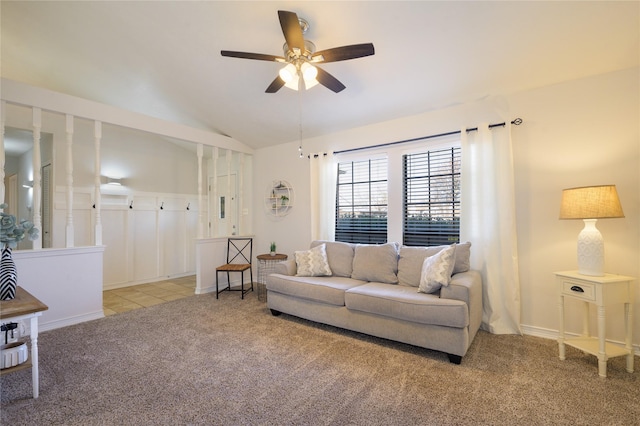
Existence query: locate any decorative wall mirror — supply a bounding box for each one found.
[3,126,53,249]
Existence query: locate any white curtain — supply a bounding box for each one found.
[309,152,336,241]
[460,124,522,334]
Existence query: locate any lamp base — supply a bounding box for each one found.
[577,219,604,276]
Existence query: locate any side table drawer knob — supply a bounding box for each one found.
[570,285,584,293]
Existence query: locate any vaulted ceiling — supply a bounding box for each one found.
[2,1,638,150]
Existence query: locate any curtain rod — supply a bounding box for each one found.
[332,118,523,156]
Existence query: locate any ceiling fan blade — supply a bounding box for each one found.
[312,43,375,63]
[265,76,286,93]
[221,50,285,62]
[315,67,346,93]
[278,10,305,52]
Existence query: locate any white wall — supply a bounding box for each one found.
[510,68,639,341]
[253,68,640,348]
[13,246,105,331]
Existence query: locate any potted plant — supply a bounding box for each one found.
[280,195,289,206]
[269,242,276,256]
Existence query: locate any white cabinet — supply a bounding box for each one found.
[556,271,635,377]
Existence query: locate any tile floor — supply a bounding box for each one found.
[103,275,197,316]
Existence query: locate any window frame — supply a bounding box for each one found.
[402,145,461,246]
[334,156,388,244]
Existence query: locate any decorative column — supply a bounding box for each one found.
[94,121,102,246]
[0,101,5,206]
[238,153,245,236]
[226,149,232,236]
[196,143,204,238]
[211,147,218,237]
[32,108,42,250]
[65,115,75,247]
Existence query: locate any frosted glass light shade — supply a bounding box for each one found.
[300,62,318,81]
[559,185,624,277]
[283,74,300,90]
[278,63,297,83]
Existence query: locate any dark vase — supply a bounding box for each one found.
[0,246,17,300]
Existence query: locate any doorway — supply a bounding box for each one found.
[210,173,238,236]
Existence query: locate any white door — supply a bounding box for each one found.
[210,173,237,236]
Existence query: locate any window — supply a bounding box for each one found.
[335,158,387,244]
[403,147,461,246]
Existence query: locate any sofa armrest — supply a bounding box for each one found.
[274,259,297,276]
[440,270,483,337]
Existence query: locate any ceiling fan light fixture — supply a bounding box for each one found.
[300,62,318,81]
[279,63,297,82]
[284,73,300,90]
[303,77,319,90]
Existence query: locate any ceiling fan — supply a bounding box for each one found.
[221,10,375,93]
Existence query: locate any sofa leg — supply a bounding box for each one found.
[447,354,462,364]
[270,309,282,316]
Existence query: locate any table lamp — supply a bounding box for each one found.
[559,185,624,276]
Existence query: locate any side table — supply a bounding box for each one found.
[555,271,635,377]
[0,286,48,398]
[257,253,288,302]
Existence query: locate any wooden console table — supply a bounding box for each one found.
[0,286,48,398]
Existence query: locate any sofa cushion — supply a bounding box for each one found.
[345,282,469,328]
[310,240,355,278]
[267,274,365,306]
[418,244,456,294]
[397,242,471,287]
[351,242,399,284]
[295,244,332,277]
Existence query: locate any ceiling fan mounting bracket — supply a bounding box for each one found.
[283,40,316,62]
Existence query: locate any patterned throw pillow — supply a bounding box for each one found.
[418,244,456,294]
[295,243,332,277]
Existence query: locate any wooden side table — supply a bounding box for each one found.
[257,253,288,302]
[555,271,635,377]
[0,286,48,398]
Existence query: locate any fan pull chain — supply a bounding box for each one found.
[298,87,304,158]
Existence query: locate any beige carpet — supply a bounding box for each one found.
[1,291,638,425]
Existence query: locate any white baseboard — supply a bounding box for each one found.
[37,310,105,333]
[521,324,640,357]
[103,272,196,291]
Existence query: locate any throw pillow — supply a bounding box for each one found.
[397,242,472,287]
[351,242,399,284]
[310,240,355,277]
[452,241,472,274]
[295,243,332,277]
[418,244,456,294]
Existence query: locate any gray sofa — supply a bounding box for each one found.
[266,241,482,364]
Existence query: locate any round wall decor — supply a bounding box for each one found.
[265,180,294,216]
